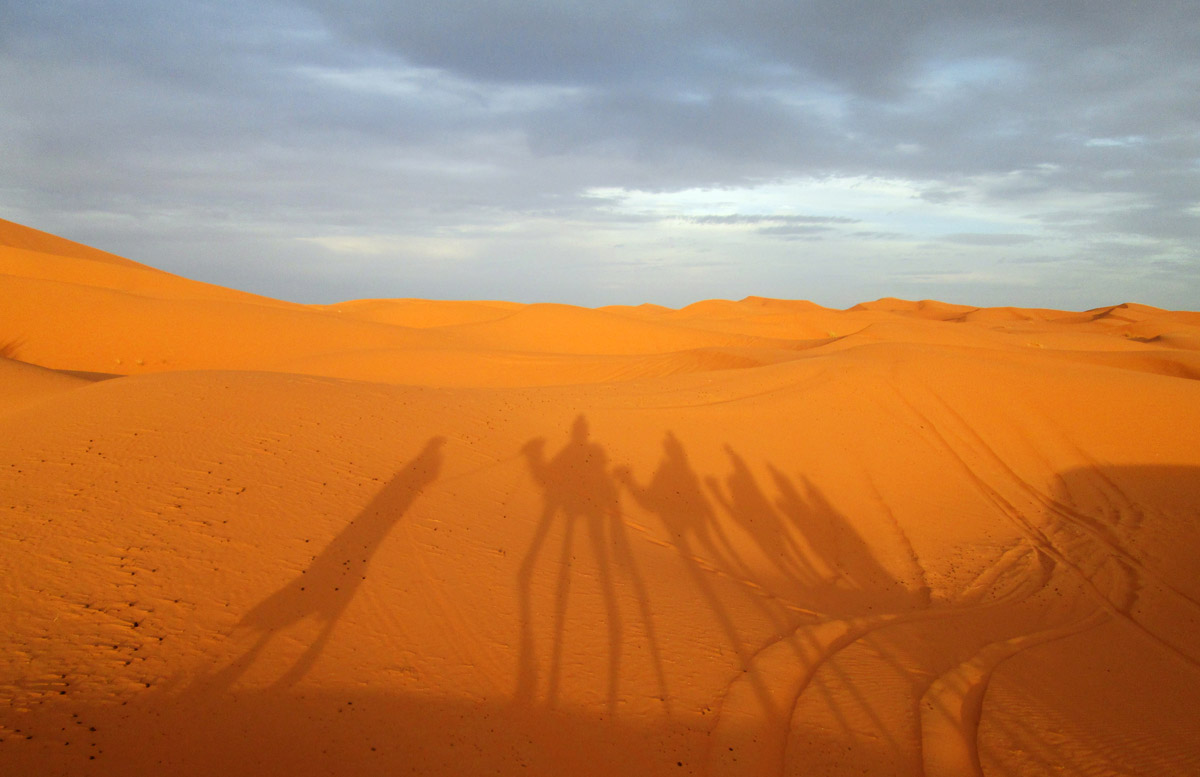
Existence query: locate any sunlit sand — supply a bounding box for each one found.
[3,218,1199,776]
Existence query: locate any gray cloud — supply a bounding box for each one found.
[941,233,1038,246]
[1,0,1197,308]
[755,225,833,239]
[687,215,858,226]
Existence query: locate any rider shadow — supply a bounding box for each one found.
[699,443,932,773]
[618,433,921,744]
[768,463,929,611]
[616,432,817,728]
[616,432,773,635]
[698,443,928,613]
[705,445,824,590]
[207,436,445,690]
[515,415,669,718]
[616,433,747,577]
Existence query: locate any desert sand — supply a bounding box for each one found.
[2,217,1199,776]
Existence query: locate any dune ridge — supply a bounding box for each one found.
[2,219,1199,776]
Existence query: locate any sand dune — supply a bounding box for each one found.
[2,219,1200,776]
[0,356,93,414]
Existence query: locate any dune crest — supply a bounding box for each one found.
[3,220,1199,777]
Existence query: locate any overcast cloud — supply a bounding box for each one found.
[2,0,1197,307]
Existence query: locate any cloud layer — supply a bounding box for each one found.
[2,0,1197,307]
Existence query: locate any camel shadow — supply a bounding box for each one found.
[617,432,929,773]
[515,415,668,718]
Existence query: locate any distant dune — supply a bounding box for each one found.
[3,217,1199,776]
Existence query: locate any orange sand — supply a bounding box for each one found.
[2,217,1199,776]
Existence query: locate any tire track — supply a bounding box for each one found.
[919,612,1107,777]
[894,384,1200,670]
[704,540,1052,776]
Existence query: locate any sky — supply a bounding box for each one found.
[2,1,1198,309]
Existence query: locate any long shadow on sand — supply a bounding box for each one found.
[206,436,445,689]
[12,448,1200,777]
[614,433,941,774]
[615,433,813,723]
[512,421,921,740]
[515,415,669,717]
